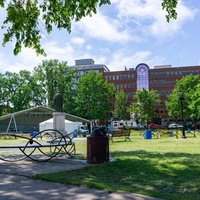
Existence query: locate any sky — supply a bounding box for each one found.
[0,0,200,73]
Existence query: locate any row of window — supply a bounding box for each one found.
[76,69,99,76]
[156,91,171,96]
[105,74,134,81]
[115,83,135,89]
[150,70,199,78]
[151,81,176,87]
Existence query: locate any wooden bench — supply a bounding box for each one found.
[109,129,131,142]
[0,129,76,162]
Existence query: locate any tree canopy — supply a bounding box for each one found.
[0,0,178,55]
[166,74,200,122]
[113,89,129,120]
[0,70,45,113]
[33,59,76,111]
[75,71,114,121]
[128,88,160,126]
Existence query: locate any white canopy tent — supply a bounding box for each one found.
[39,118,78,134]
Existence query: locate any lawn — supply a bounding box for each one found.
[32,130,200,200]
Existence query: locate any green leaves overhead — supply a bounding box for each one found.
[161,0,178,22]
[1,0,111,55]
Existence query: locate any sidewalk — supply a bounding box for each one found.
[0,158,163,200]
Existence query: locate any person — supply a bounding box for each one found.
[54,91,63,112]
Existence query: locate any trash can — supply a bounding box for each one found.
[187,128,191,133]
[144,129,152,139]
[87,136,109,163]
[72,129,77,138]
[82,131,87,137]
[31,131,38,138]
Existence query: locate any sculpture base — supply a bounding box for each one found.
[52,112,66,132]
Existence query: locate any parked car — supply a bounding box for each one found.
[168,123,183,129]
[148,123,162,129]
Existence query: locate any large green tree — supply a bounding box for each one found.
[113,89,129,120]
[166,74,200,123]
[0,0,178,55]
[75,71,114,121]
[0,70,45,113]
[33,59,76,112]
[128,88,160,126]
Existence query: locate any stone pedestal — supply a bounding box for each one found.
[52,112,66,132]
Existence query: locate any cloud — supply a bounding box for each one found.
[71,37,85,45]
[107,48,166,71]
[111,0,197,38]
[74,11,134,43]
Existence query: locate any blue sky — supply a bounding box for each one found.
[0,0,200,73]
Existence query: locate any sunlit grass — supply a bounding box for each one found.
[12,130,200,199]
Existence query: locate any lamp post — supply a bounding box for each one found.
[178,89,187,139]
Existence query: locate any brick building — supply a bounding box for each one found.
[70,59,200,126]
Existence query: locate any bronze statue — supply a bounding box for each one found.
[54,92,63,112]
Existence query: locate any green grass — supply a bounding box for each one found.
[32,130,200,200]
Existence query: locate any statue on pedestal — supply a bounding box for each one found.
[54,92,63,112]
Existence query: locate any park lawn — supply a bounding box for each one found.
[32,130,200,200]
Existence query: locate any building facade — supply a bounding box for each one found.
[70,59,200,126]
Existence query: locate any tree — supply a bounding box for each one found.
[166,74,200,123]
[1,0,111,55]
[113,89,129,120]
[75,71,114,122]
[128,88,160,126]
[33,59,76,112]
[190,83,200,127]
[0,70,45,113]
[1,0,178,55]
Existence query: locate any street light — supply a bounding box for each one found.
[178,89,187,139]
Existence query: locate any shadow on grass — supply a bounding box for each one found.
[33,150,200,200]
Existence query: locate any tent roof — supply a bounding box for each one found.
[0,106,90,123]
[40,118,74,124]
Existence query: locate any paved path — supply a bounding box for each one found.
[0,157,163,200]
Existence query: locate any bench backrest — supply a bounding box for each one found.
[122,130,131,136]
[112,130,122,136]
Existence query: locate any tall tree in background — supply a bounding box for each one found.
[166,74,199,123]
[0,70,45,113]
[113,89,129,120]
[190,83,200,128]
[128,88,160,126]
[0,0,178,55]
[75,71,114,121]
[33,60,76,112]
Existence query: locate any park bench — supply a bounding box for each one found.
[109,129,131,142]
[0,129,76,162]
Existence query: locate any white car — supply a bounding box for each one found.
[168,123,183,129]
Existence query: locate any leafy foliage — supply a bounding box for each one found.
[113,89,129,120]
[166,74,200,121]
[1,0,111,55]
[75,71,114,121]
[33,60,76,112]
[0,70,45,113]
[161,0,178,22]
[128,88,160,125]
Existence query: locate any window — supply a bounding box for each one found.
[136,64,149,91]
